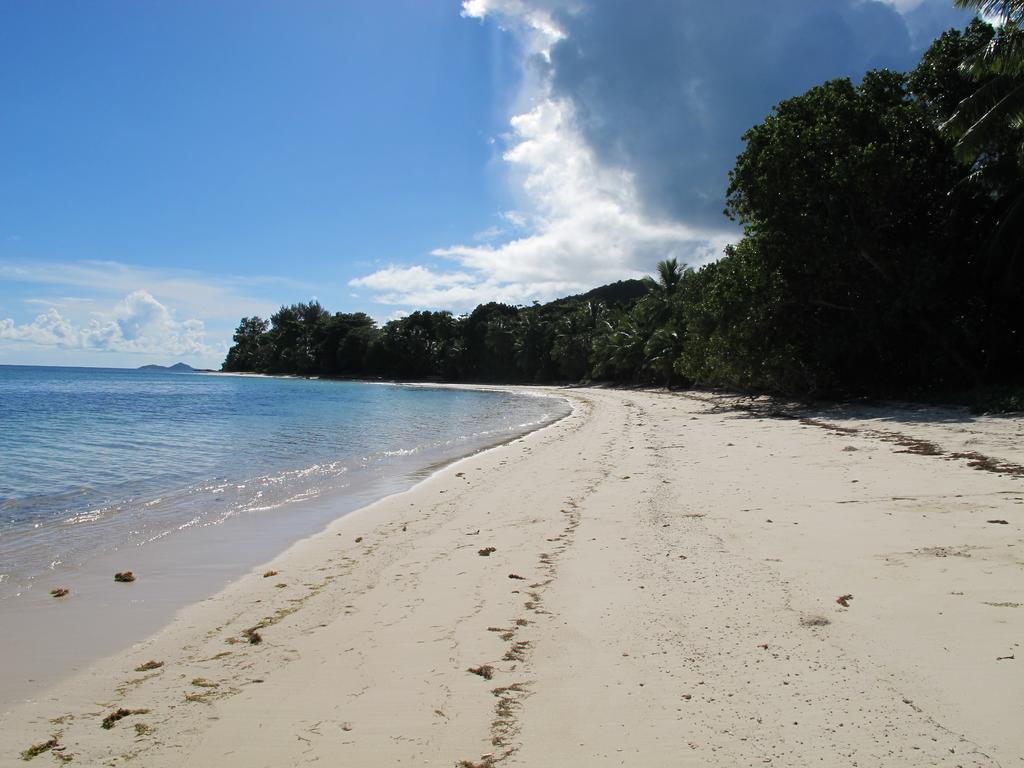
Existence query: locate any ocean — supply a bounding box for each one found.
[0,365,568,602]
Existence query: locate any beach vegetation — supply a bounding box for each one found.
[221,17,1023,407]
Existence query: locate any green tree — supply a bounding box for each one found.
[642,258,684,298]
[222,316,269,372]
[461,303,521,381]
[932,13,1024,291]
[953,1,1022,24]
[914,17,1024,378]
[725,70,978,394]
[551,301,601,381]
[591,308,648,382]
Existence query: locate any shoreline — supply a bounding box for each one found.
[0,383,572,712]
[1,387,1021,766]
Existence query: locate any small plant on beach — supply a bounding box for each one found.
[20,738,58,761]
[468,665,495,680]
[114,571,135,583]
[50,588,70,598]
[134,660,163,672]
[101,708,149,730]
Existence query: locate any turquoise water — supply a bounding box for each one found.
[0,366,567,599]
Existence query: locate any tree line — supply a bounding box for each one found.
[224,14,1023,404]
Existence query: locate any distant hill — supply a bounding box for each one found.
[137,362,196,372]
[547,279,650,308]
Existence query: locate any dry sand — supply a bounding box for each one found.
[1,387,1021,767]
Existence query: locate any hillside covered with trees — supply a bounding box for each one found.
[224,13,1023,404]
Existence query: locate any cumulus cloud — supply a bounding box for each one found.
[352,0,971,310]
[354,96,730,310]
[0,290,218,356]
[0,309,79,348]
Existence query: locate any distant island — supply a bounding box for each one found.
[137,362,198,372]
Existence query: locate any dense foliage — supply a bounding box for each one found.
[224,19,1023,400]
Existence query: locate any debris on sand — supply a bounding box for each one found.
[50,588,70,598]
[478,547,497,557]
[262,570,278,578]
[467,665,495,680]
[800,615,831,627]
[20,737,58,760]
[242,627,263,645]
[987,519,1009,525]
[101,708,149,729]
[508,573,525,580]
[114,571,135,583]
[457,759,495,768]
[134,660,164,672]
[836,594,853,607]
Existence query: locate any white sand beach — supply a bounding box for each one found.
[1,387,1021,767]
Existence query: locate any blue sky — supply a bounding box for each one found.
[0,0,972,368]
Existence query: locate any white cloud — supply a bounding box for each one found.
[0,259,295,323]
[0,290,220,357]
[0,309,79,348]
[352,86,729,310]
[350,265,477,294]
[23,296,96,307]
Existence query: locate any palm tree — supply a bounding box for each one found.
[944,2,1023,163]
[945,2,1024,279]
[643,258,684,297]
[954,1,1022,22]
